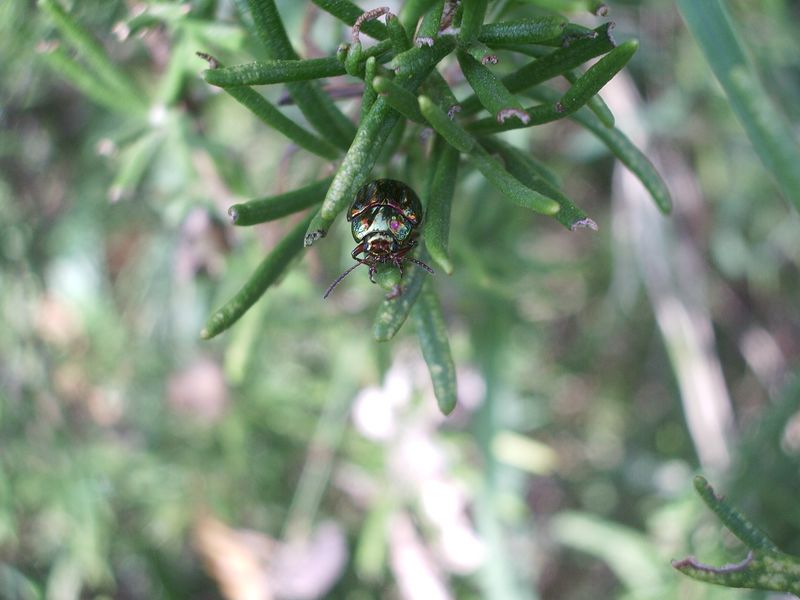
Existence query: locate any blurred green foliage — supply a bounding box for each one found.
[1,1,799,599]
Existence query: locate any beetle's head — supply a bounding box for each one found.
[364,232,397,256]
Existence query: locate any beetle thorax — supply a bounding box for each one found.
[353,203,414,245]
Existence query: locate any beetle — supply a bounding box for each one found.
[324,179,434,298]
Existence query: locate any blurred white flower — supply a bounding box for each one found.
[352,364,412,440]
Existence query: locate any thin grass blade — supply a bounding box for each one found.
[676,0,800,208]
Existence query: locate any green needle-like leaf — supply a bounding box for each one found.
[39,0,146,107]
[109,131,163,202]
[563,69,615,127]
[478,41,616,128]
[386,13,412,53]
[469,145,560,216]
[676,0,800,209]
[420,96,559,215]
[373,255,430,341]
[344,41,364,77]
[387,35,456,78]
[575,110,671,214]
[311,0,388,39]
[481,138,594,231]
[360,56,378,121]
[245,0,355,149]
[372,76,426,123]
[199,55,340,160]
[462,22,616,115]
[376,119,407,166]
[318,39,455,225]
[424,143,459,274]
[229,178,332,226]
[468,40,638,135]
[155,36,195,106]
[415,0,445,44]
[459,0,488,44]
[528,86,672,214]
[488,142,560,188]
[673,552,800,595]
[457,50,529,125]
[413,281,457,415]
[673,477,800,595]
[477,16,567,46]
[373,263,403,292]
[418,96,474,153]
[319,97,402,222]
[558,39,637,114]
[463,100,558,134]
[399,0,439,34]
[203,57,346,86]
[39,45,140,114]
[421,70,460,114]
[201,211,314,339]
[536,22,599,47]
[304,208,335,247]
[463,41,497,65]
[692,477,779,553]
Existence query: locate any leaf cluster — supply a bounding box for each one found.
[195,0,671,415]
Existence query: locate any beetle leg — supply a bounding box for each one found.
[395,242,435,275]
[351,241,367,261]
[390,254,405,277]
[393,240,417,259]
[350,242,376,272]
[404,256,435,274]
[323,241,373,299]
[353,243,379,283]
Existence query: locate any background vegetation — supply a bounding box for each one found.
[1,0,799,598]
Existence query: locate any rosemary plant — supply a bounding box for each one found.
[37,0,674,415]
[190,0,671,416]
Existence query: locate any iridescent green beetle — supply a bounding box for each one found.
[324,179,434,298]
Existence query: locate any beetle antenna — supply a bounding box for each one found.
[323,262,364,299]
[404,257,435,274]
